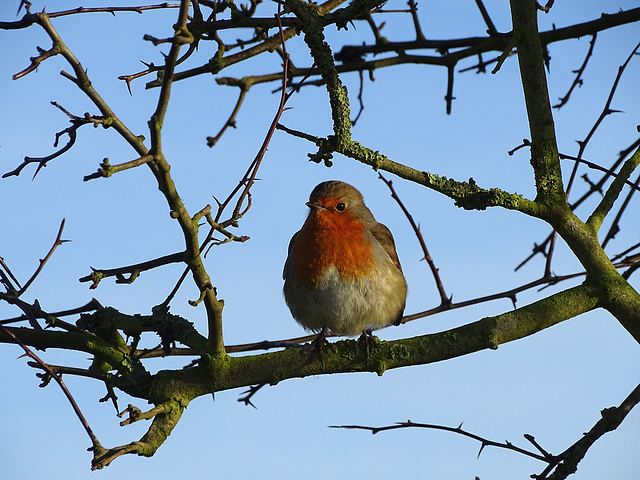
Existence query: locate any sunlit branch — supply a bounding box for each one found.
[83,155,155,181]
[230,11,291,221]
[587,145,640,232]
[79,252,186,289]
[12,45,59,80]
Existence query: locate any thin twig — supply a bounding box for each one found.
[163,2,294,307]
[444,62,456,114]
[0,257,22,290]
[331,420,548,462]
[350,69,366,126]
[83,155,154,181]
[0,298,102,327]
[229,7,291,221]
[553,34,597,109]
[331,379,640,480]
[47,3,180,19]
[237,384,266,408]
[559,153,640,193]
[12,45,59,80]
[79,252,186,289]
[0,325,102,451]
[565,41,640,199]
[474,0,498,35]
[407,0,425,41]
[206,81,250,147]
[276,123,322,144]
[3,103,107,179]
[379,174,450,306]
[19,219,69,295]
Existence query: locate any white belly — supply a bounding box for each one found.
[283,263,405,336]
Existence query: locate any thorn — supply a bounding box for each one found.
[477,442,487,458]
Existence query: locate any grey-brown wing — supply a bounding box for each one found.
[371,222,406,326]
[370,222,403,272]
[283,231,299,280]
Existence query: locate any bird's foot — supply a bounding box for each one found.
[356,330,377,362]
[310,328,330,363]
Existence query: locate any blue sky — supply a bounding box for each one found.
[1,1,640,478]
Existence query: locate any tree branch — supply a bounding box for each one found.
[0,325,102,452]
[510,0,564,204]
[79,252,187,289]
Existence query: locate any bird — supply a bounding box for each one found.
[283,180,407,352]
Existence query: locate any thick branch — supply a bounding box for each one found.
[587,145,640,231]
[145,0,226,355]
[287,0,352,144]
[280,125,544,216]
[154,283,601,395]
[0,326,151,398]
[91,399,184,470]
[510,0,564,204]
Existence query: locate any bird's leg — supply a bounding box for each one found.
[356,329,376,362]
[310,327,329,363]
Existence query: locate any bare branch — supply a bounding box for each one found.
[0,325,102,452]
[237,384,266,408]
[12,45,59,80]
[379,174,451,307]
[559,153,640,193]
[83,155,154,181]
[117,403,167,426]
[229,8,292,222]
[0,298,102,328]
[553,34,597,109]
[0,256,22,290]
[79,252,186,289]
[331,420,548,461]
[565,40,640,199]
[18,219,69,296]
[332,381,640,480]
[206,80,250,147]
[48,3,180,19]
[474,0,499,35]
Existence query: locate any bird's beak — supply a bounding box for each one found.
[306,201,325,211]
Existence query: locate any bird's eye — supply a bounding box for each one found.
[336,202,346,212]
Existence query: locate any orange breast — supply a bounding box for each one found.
[293,210,374,285]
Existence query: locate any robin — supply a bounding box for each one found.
[283,180,407,350]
